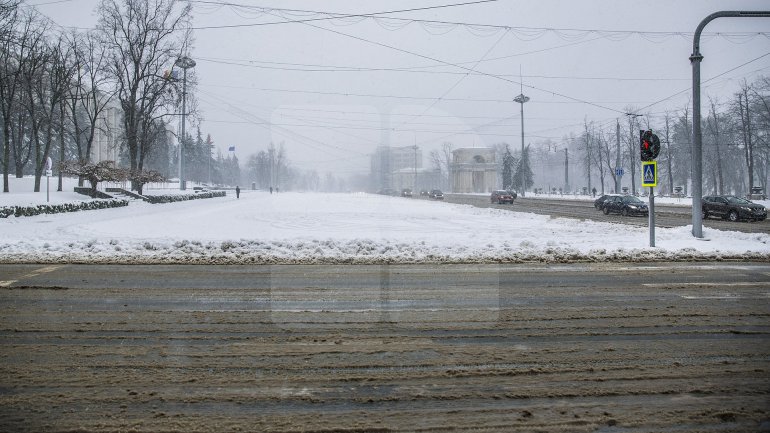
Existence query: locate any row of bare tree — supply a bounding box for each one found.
[570,77,770,197]
[0,0,224,194]
[426,76,768,198]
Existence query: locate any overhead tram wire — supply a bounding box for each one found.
[189,0,499,30]
[256,10,630,116]
[196,90,371,158]
[190,1,770,44]
[196,56,695,82]
[392,28,511,131]
[195,35,612,75]
[634,51,770,114]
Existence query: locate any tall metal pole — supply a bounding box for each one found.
[413,132,417,192]
[615,119,621,194]
[176,56,195,191]
[514,92,529,197]
[690,11,769,238]
[649,186,655,247]
[564,148,569,194]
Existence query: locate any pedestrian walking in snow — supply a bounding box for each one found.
[270,187,273,194]
[236,186,240,199]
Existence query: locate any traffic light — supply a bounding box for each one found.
[640,129,660,161]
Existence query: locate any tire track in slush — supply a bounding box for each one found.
[0,263,768,432]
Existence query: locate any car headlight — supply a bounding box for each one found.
[628,205,638,209]
[741,206,751,211]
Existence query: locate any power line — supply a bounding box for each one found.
[197,89,373,156]
[196,55,700,81]
[198,82,657,105]
[190,0,499,30]
[394,28,510,130]
[634,51,770,113]
[258,10,630,116]
[190,0,770,41]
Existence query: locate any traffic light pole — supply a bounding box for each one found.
[649,187,655,247]
[690,11,770,238]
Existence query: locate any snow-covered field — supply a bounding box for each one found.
[1,176,768,264]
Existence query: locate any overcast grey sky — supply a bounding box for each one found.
[26,0,770,177]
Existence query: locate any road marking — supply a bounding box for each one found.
[24,265,63,278]
[0,265,63,288]
[680,294,770,300]
[643,282,769,288]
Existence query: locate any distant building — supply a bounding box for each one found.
[90,104,122,163]
[451,147,497,193]
[370,145,423,190]
[392,167,442,192]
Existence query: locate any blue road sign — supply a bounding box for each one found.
[615,168,624,177]
[642,161,657,187]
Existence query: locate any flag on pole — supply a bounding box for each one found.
[228,146,235,152]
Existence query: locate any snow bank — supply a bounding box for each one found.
[1,182,768,264]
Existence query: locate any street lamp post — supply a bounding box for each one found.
[176,55,196,190]
[514,92,529,197]
[413,132,418,193]
[689,11,770,238]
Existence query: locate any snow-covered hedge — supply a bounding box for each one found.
[144,190,226,204]
[0,199,129,218]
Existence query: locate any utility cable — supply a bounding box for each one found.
[190,0,498,30]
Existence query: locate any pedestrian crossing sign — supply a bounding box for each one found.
[642,161,657,187]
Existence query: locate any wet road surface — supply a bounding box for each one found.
[438,194,770,234]
[1,263,769,432]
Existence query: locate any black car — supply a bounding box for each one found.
[594,194,619,210]
[429,189,444,200]
[702,195,767,222]
[602,195,648,216]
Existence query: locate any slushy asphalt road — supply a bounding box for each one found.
[1,263,769,432]
[441,194,770,234]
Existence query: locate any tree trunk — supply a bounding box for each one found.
[664,114,673,196]
[2,121,9,192]
[708,101,724,195]
[739,91,755,196]
[57,101,65,191]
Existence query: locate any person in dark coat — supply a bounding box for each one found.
[235,186,240,199]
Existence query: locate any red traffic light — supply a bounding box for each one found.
[640,130,660,161]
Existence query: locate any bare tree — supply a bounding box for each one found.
[64,30,115,186]
[580,119,594,195]
[0,0,22,192]
[706,97,725,195]
[737,82,755,195]
[97,0,191,190]
[662,112,674,196]
[428,142,454,191]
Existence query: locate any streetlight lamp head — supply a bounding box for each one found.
[175,56,196,69]
[514,94,529,104]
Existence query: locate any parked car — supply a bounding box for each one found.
[401,188,413,197]
[702,195,767,222]
[490,190,514,204]
[593,194,619,210]
[602,195,648,216]
[429,189,444,200]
